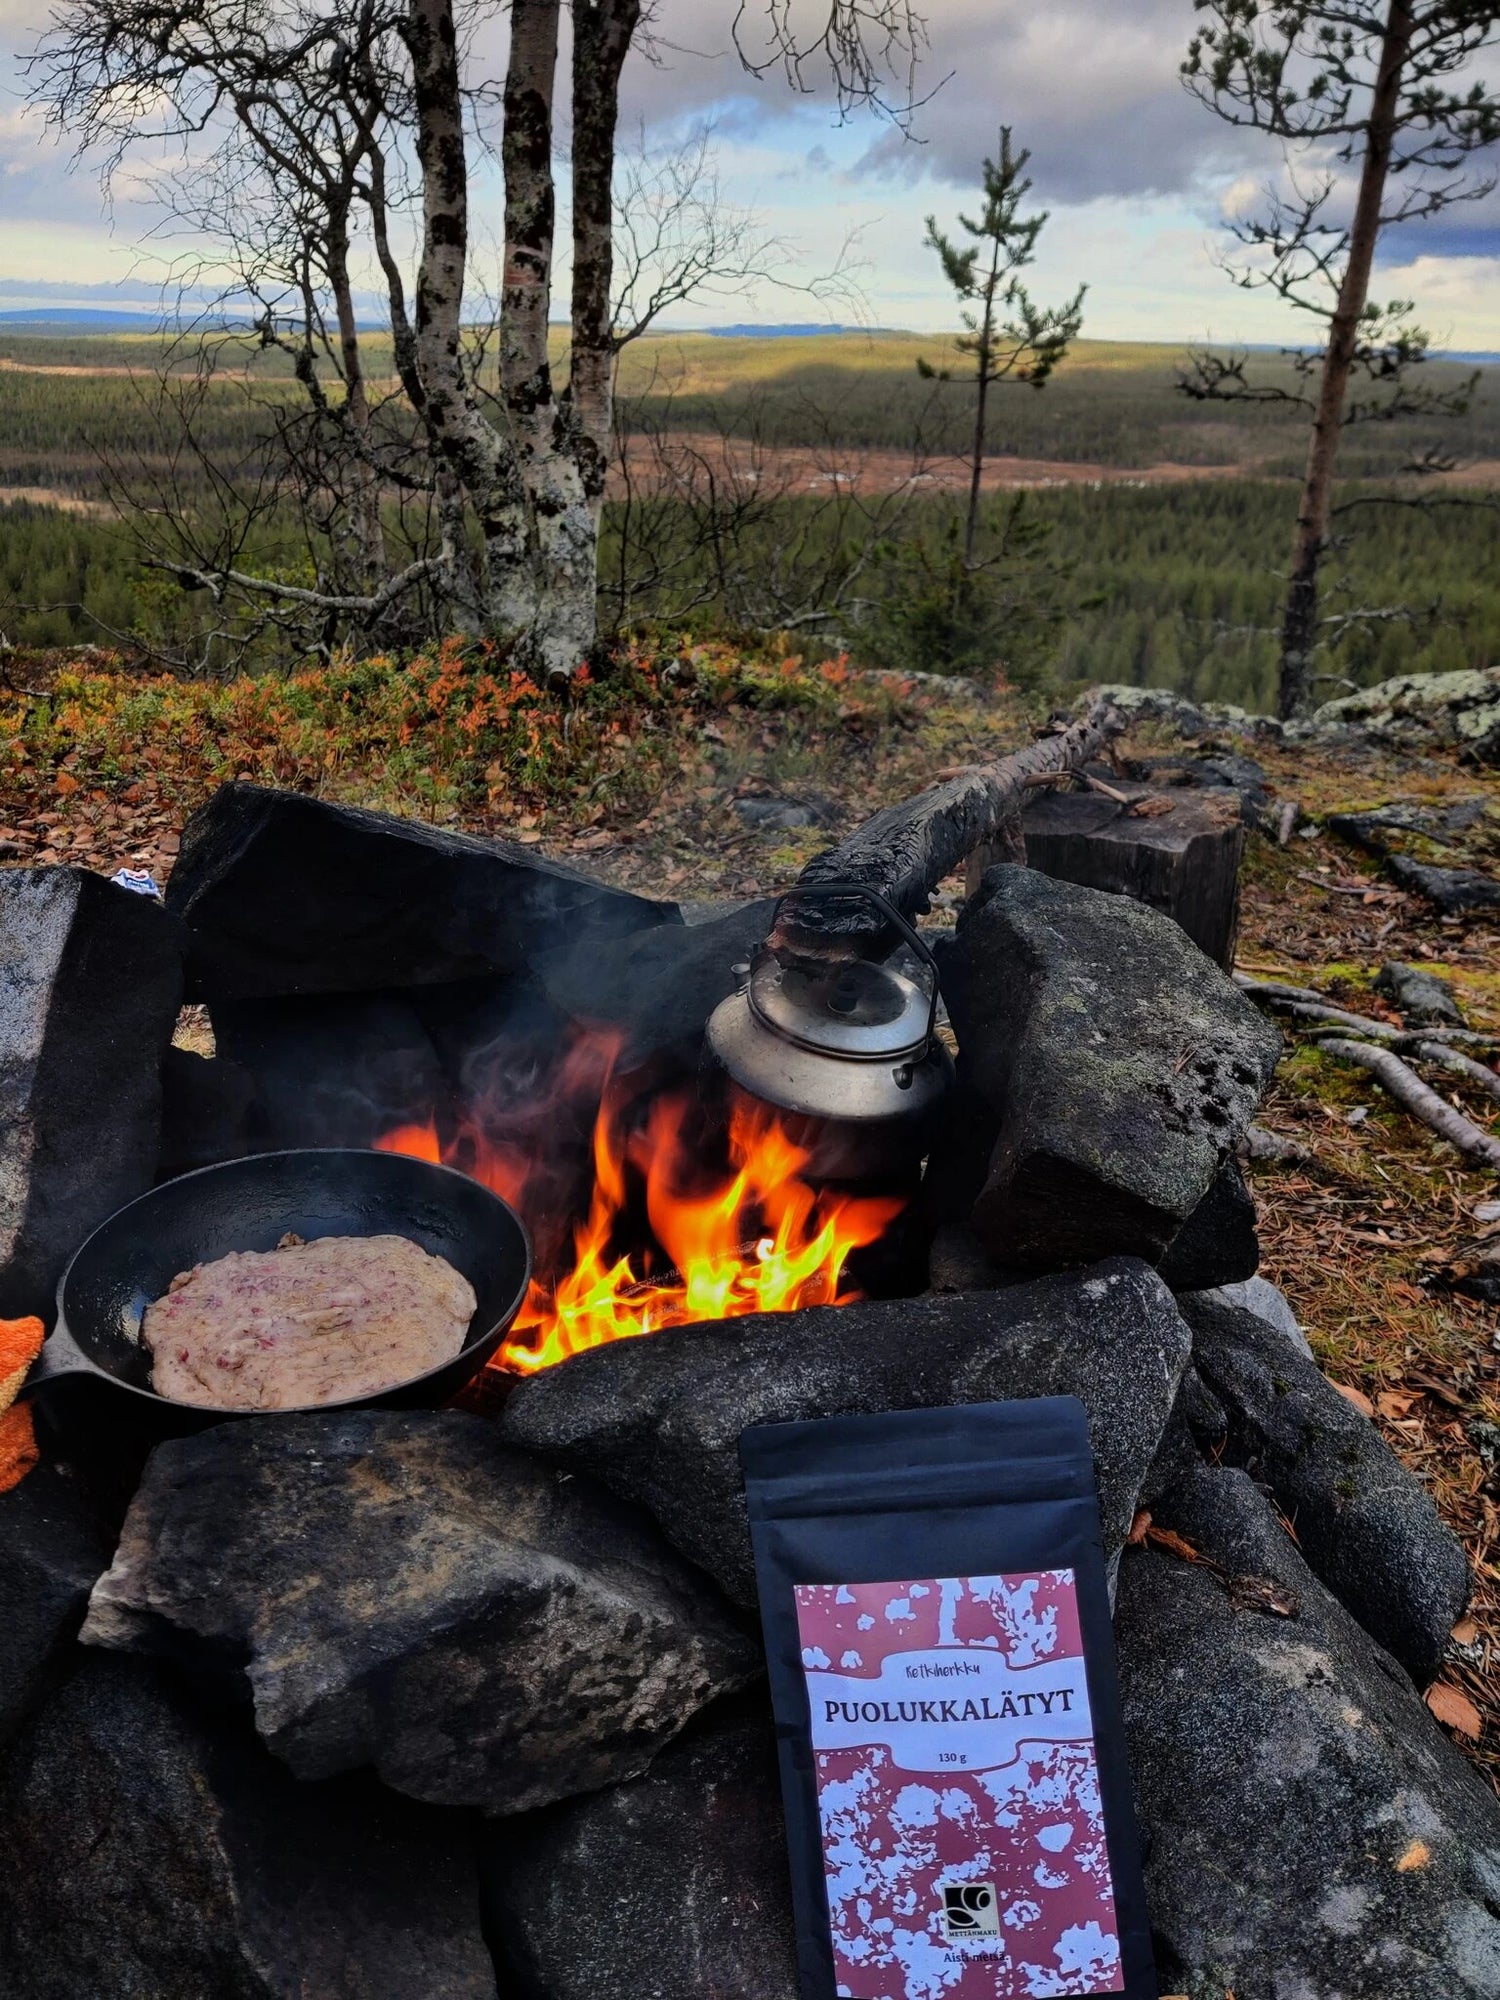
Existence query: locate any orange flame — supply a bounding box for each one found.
[377,1031,903,1374]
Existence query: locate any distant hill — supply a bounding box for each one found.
[701,323,872,339]
[0,309,171,331]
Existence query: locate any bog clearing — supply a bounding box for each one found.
[0,328,1497,710]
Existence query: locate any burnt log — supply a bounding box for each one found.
[793,702,1125,924]
[1014,784,1247,970]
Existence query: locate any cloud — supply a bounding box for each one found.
[620,0,1263,205]
[0,0,1494,344]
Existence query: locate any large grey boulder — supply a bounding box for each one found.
[0,868,184,1317]
[0,1462,112,1744]
[500,1257,1193,1608]
[0,1653,497,2000]
[157,1045,256,1178]
[942,866,1281,1271]
[484,1704,798,2000]
[1180,1274,1312,1359]
[82,1411,758,1815]
[166,783,677,1000]
[1179,1294,1470,1686]
[1118,1464,1500,1999]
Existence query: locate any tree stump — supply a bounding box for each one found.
[995,785,1246,969]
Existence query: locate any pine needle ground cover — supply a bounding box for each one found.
[1,649,1497,1786]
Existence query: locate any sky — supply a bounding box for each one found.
[0,0,1498,346]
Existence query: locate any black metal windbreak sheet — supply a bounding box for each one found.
[741,1398,1155,2000]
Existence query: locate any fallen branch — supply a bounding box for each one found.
[1411,1041,1500,1107]
[1236,981,1500,1052]
[1236,975,1339,1006]
[1291,869,1399,898]
[1317,1039,1500,1172]
[796,699,1126,921]
[1254,996,1410,1040]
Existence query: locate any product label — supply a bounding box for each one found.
[794,1571,1124,1999]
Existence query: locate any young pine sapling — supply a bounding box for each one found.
[921,131,1086,569]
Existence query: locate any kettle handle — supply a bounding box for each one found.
[766,881,943,1043]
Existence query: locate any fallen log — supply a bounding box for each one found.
[1317,1039,1500,1173]
[795,700,1126,921]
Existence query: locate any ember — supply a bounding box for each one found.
[377,1032,904,1372]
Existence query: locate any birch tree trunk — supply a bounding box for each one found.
[1276,0,1414,720]
[495,0,581,677]
[407,0,535,643]
[327,210,388,599]
[570,0,640,515]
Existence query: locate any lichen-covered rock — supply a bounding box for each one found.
[0,868,184,1317]
[1178,1295,1469,1685]
[0,1653,498,1999]
[1073,684,1282,741]
[1300,665,1500,764]
[483,1704,797,2000]
[501,1258,1193,1608]
[1118,1464,1500,1999]
[943,866,1281,1271]
[1374,960,1466,1028]
[82,1411,758,1814]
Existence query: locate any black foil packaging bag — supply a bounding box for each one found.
[741,1397,1155,2000]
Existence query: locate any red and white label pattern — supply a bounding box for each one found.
[794,1571,1124,1999]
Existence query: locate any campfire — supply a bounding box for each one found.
[376,1028,905,1373]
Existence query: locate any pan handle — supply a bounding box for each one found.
[19,1319,110,1395]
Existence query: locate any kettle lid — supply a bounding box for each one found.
[748,951,933,1060]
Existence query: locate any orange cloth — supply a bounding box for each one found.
[0,1317,45,1492]
[0,1401,38,1492]
[0,1316,44,1396]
